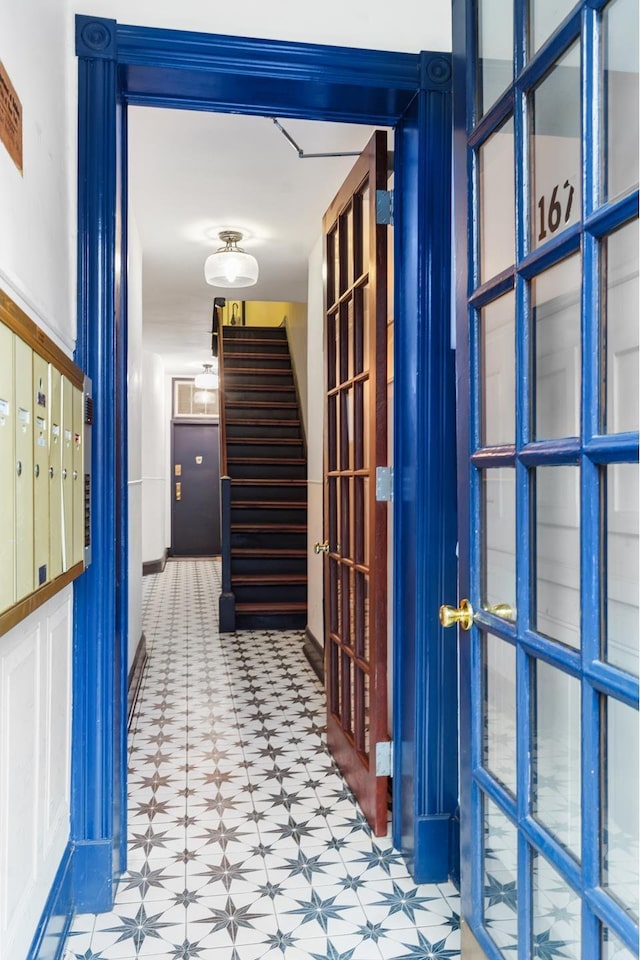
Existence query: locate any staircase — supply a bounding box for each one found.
[219,325,307,631]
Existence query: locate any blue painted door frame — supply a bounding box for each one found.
[71,15,458,915]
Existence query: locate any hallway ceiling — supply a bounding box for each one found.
[128,108,381,372]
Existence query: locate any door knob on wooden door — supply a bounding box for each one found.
[439,598,474,631]
[314,540,329,554]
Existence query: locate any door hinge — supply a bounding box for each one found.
[375,466,394,502]
[376,741,393,776]
[376,189,394,225]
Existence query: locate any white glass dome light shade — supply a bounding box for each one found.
[204,230,259,288]
[194,363,218,389]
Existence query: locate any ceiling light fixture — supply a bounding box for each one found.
[204,230,259,288]
[194,363,218,389]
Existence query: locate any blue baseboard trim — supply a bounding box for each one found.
[72,838,116,913]
[27,843,74,960]
[413,813,453,884]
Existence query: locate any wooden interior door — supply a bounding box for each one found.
[322,130,389,836]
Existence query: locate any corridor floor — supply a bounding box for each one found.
[67,559,461,959]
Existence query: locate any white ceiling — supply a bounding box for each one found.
[128,108,382,372]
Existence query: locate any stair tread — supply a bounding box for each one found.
[236,601,307,612]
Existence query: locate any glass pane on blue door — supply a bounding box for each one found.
[604,0,640,202]
[534,466,581,648]
[532,659,581,856]
[603,696,639,919]
[482,468,517,616]
[532,254,581,440]
[479,118,515,280]
[530,0,578,57]
[530,43,581,250]
[483,797,518,952]
[483,633,517,792]
[481,292,516,446]
[532,850,582,957]
[605,463,639,675]
[603,926,638,959]
[604,219,639,436]
[478,0,514,115]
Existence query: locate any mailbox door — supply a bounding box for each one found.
[48,364,62,580]
[33,353,50,587]
[0,324,15,612]
[14,336,34,600]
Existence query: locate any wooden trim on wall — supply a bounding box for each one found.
[0,289,84,389]
[303,627,324,683]
[0,562,84,637]
[127,632,147,727]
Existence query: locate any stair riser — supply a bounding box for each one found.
[224,342,290,355]
[225,389,297,403]
[224,356,292,370]
[225,405,299,421]
[226,424,302,441]
[231,484,306,503]
[223,327,287,340]
[229,462,306,480]
[231,530,306,550]
[235,612,307,630]
[233,584,307,604]
[232,556,307,575]
[225,373,295,387]
[227,443,304,459]
[231,507,307,524]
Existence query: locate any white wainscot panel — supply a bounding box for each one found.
[0,623,41,958]
[41,597,72,861]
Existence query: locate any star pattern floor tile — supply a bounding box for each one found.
[67,559,461,959]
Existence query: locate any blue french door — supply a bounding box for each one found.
[451,0,639,956]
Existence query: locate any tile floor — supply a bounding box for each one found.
[67,559,461,959]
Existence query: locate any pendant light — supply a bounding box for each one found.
[204,230,259,288]
[194,363,218,389]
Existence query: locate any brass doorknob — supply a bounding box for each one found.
[439,598,474,631]
[314,540,329,554]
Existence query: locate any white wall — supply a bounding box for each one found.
[67,0,451,53]
[141,351,170,563]
[127,218,143,670]
[0,0,75,953]
[284,303,309,436]
[306,238,325,645]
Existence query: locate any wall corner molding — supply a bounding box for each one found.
[75,15,118,60]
